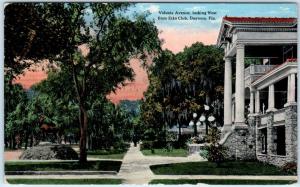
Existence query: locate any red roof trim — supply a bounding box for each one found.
[223,16,296,23]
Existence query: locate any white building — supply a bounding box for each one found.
[217,17,297,166]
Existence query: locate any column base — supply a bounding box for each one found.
[284,102,297,107]
[248,113,259,117]
[221,124,233,133]
[266,108,277,113]
[233,122,248,130]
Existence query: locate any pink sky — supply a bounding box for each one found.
[14,28,218,104]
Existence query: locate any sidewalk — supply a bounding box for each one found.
[117,143,205,184]
[4,144,297,184]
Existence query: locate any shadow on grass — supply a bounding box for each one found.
[7,178,123,185]
[5,160,122,172]
[141,148,188,157]
[149,179,297,185]
[150,161,295,175]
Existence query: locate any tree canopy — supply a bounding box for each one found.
[140,43,224,146]
[5,2,161,162]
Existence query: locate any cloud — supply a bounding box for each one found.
[147,4,160,13]
[184,5,207,11]
[268,6,292,15]
[279,6,290,12]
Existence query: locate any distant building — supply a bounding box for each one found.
[217,17,297,166]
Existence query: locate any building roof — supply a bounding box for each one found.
[217,16,297,47]
[223,16,297,24]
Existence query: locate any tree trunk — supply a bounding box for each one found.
[5,137,8,149]
[206,93,211,105]
[79,106,88,163]
[24,130,29,149]
[30,131,34,147]
[9,135,13,149]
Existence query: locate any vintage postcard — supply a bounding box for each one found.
[3,1,298,185]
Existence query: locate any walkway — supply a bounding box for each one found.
[118,143,204,184]
[4,144,297,184]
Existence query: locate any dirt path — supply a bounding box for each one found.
[4,150,23,160]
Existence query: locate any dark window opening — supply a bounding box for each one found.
[261,128,267,154]
[275,126,286,156]
[260,88,268,114]
[274,78,288,109]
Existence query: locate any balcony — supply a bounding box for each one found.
[244,64,277,87]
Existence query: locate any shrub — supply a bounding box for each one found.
[281,162,297,175]
[205,143,228,166]
[140,141,154,150]
[199,149,208,158]
[202,127,228,166]
[19,144,78,160]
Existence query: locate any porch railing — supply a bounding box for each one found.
[273,108,285,123]
[245,64,277,78]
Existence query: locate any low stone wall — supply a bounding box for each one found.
[220,105,297,166]
[257,154,268,162]
[222,126,256,160]
[187,143,207,155]
[255,104,297,167]
[257,154,290,167]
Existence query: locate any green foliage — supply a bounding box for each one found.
[118,100,141,117]
[150,161,293,175]
[7,179,123,185]
[140,43,224,146]
[5,2,161,162]
[141,148,188,157]
[149,179,297,185]
[140,141,155,150]
[281,162,297,175]
[4,3,73,77]
[5,160,122,172]
[202,127,228,166]
[199,149,209,158]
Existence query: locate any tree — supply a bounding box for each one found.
[140,43,224,146]
[4,3,78,146]
[33,3,161,162]
[5,2,160,162]
[4,3,73,77]
[4,77,28,148]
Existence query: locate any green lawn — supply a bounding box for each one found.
[5,160,122,172]
[149,179,297,185]
[87,149,127,159]
[150,161,294,175]
[7,178,122,185]
[141,148,188,157]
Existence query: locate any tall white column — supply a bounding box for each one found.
[235,44,245,125]
[249,91,254,114]
[290,73,296,103]
[223,57,232,131]
[267,84,276,112]
[232,103,235,122]
[255,90,260,113]
[287,75,291,103]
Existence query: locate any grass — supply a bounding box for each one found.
[149,179,297,185]
[5,160,122,172]
[141,148,188,157]
[7,178,123,185]
[150,161,294,175]
[87,149,127,160]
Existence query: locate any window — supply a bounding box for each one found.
[275,126,286,156]
[261,128,267,154]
